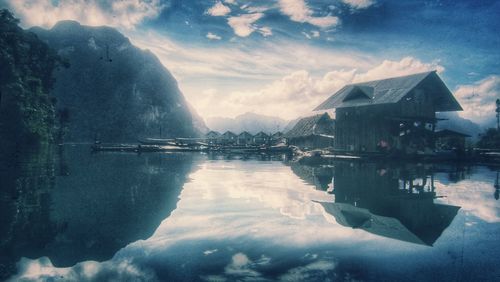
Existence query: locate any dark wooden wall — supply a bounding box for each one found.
[334,88,437,153]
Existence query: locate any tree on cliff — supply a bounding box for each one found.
[0,9,66,147]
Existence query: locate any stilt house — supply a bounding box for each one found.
[314,71,463,153]
[205,131,221,144]
[285,113,335,149]
[237,131,253,145]
[253,131,270,145]
[220,131,237,145]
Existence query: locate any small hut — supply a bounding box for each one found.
[435,129,471,150]
[205,131,221,144]
[220,131,237,145]
[271,131,285,145]
[237,131,254,145]
[285,113,335,149]
[253,131,270,145]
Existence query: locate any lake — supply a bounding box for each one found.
[1,146,499,281]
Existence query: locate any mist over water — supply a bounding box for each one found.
[1,146,499,281]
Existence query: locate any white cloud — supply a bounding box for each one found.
[454,75,500,126]
[206,32,222,40]
[311,30,320,38]
[206,1,231,17]
[342,0,376,9]
[278,0,340,28]
[227,13,264,37]
[5,0,164,29]
[353,56,444,82]
[224,0,237,4]
[193,57,443,119]
[258,26,273,37]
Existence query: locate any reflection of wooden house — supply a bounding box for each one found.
[318,162,459,246]
[290,163,334,191]
[220,131,237,145]
[253,131,270,145]
[314,71,463,153]
[237,131,253,145]
[285,113,335,149]
[205,131,221,144]
[271,131,285,145]
[435,129,471,150]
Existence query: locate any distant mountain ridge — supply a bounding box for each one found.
[31,20,206,142]
[206,112,289,134]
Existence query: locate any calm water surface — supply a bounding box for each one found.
[1,146,499,281]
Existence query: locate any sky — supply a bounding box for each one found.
[1,0,499,126]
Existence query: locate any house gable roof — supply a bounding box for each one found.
[254,131,269,138]
[285,113,334,138]
[314,71,462,112]
[206,130,220,137]
[222,131,237,137]
[238,131,253,138]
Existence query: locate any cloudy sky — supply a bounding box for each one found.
[1,0,499,125]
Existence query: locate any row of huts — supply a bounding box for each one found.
[205,130,285,146]
[204,112,336,148]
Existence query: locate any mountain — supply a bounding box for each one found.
[0,9,62,149]
[206,112,289,134]
[31,20,206,142]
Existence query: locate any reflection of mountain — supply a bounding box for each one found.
[0,149,57,280]
[290,161,460,246]
[0,147,195,273]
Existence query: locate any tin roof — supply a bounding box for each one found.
[285,113,334,138]
[314,71,462,112]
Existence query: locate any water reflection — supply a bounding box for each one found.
[299,162,460,246]
[0,146,195,279]
[1,149,500,281]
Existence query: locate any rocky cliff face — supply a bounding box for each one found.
[31,21,205,142]
[0,9,61,148]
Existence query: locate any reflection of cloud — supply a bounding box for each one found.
[279,260,337,281]
[204,249,219,255]
[136,161,376,252]
[435,170,500,223]
[224,253,261,278]
[8,257,158,282]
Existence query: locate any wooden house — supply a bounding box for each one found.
[314,71,463,154]
[435,129,471,150]
[205,131,221,144]
[285,113,335,149]
[253,131,270,145]
[237,131,253,145]
[220,131,237,145]
[271,131,285,145]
